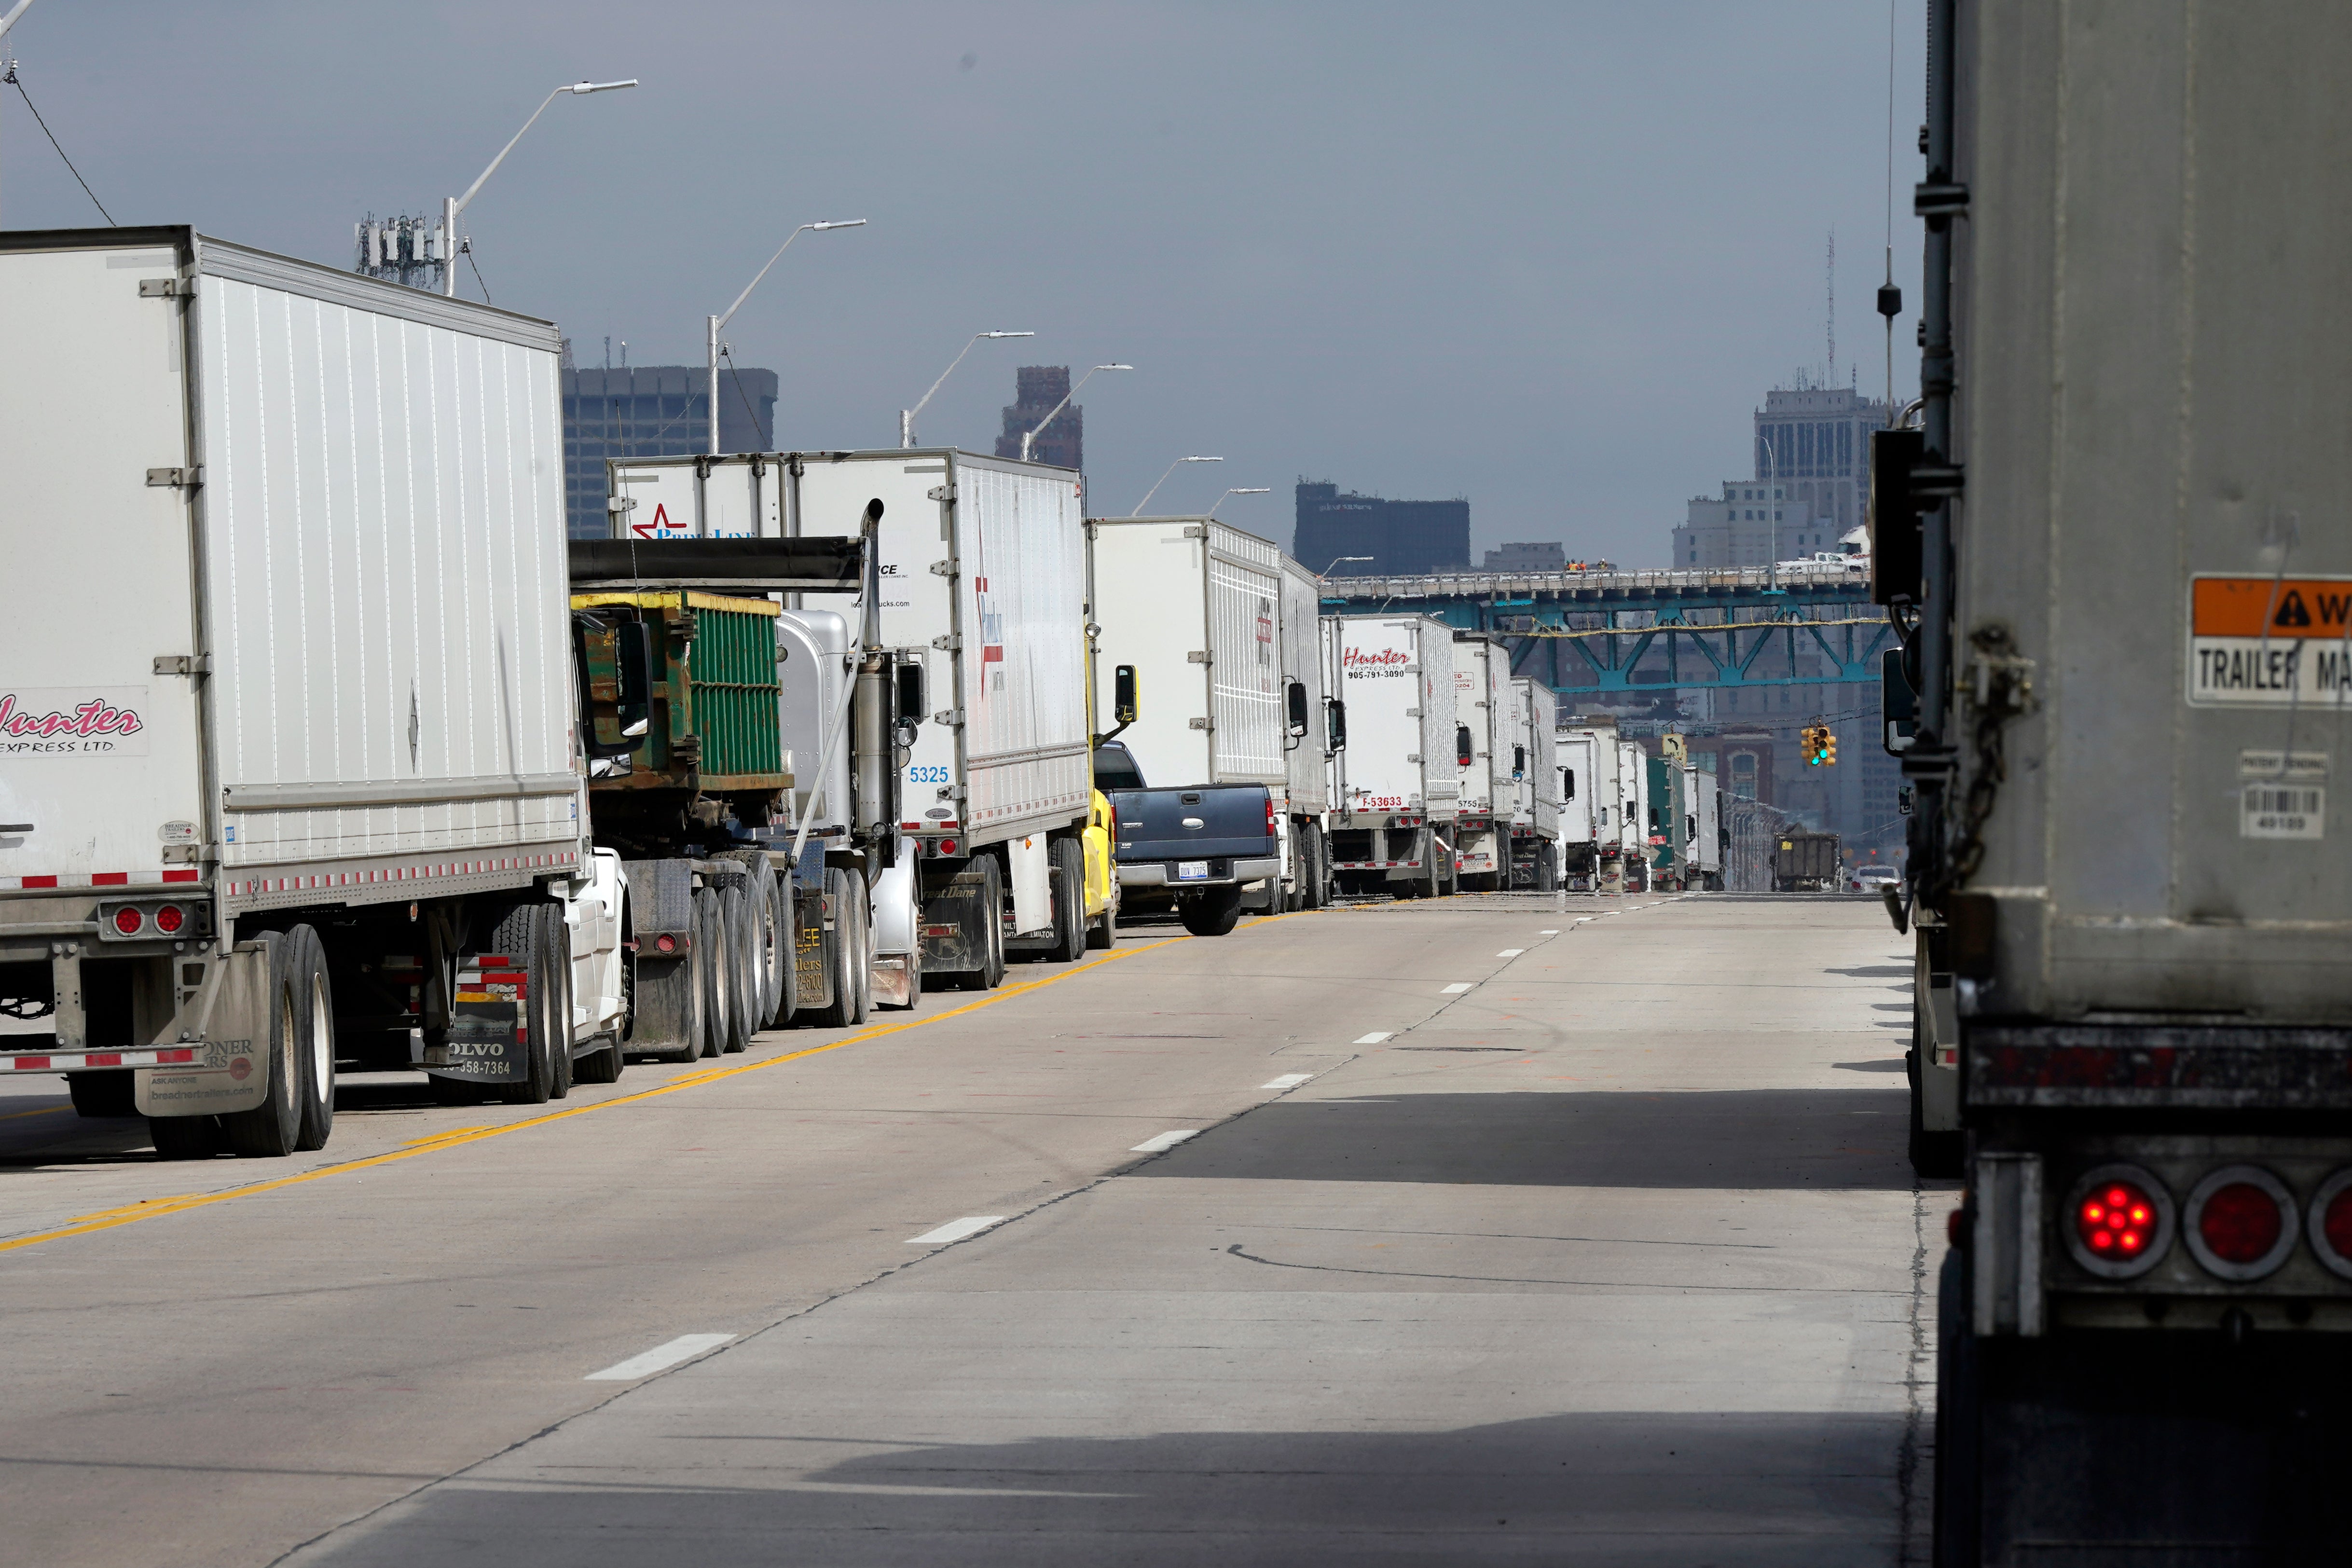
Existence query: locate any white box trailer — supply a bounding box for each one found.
[0,226,628,1153]
[1449,634,1513,890]
[1555,727,1608,891]
[1327,616,1460,896]
[1277,555,1334,906]
[1683,760,1722,887]
[1505,677,1561,890]
[611,449,1093,973]
[1617,739,1651,890]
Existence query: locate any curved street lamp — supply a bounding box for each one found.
[902,330,1032,448]
[1020,364,1130,463]
[444,78,637,297]
[707,219,867,454]
[1130,455,1221,517]
[1208,486,1271,517]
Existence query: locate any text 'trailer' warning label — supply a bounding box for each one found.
[2188,575,2352,707]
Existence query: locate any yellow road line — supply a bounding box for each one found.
[0,1103,71,1121]
[5,943,1159,1257]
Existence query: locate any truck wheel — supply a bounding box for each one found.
[150,1114,220,1159]
[719,882,755,1054]
[1046,839,1087,963]
[576,1031,624,1085]
[221,927,320,1157]
[809,870,867,1025]
[69,1071,138,1118]
[1179,886,1243,937]
[546,909,575,1100]
[1086,891,1118,950]
[1302,825,1326,910]
[491,904,560,1105]
[845,877,872,1025]
[762,867,797,1030]
[694,887,728,1059]
[295,925,339,1147]
[980,858,1007,988]
[744,861,788,1030]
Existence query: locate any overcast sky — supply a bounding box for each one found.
[4,1,1923,566]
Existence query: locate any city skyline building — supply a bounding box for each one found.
[562,364,777,539]
[1293,481,1470,577]
[1482,540,1568,572]
[1672,379,1892,568]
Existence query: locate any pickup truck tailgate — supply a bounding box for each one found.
[1112,784,1270,861]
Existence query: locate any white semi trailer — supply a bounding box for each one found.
[1449,634,1513,891]
[1086,517,1320,912]
[1278,554,1334,908]
[1555,726,1612,892]
[612,449,1100,983]
[0,226,630,1155]
[1504,677,1561,890]
[1326,617,1460,897]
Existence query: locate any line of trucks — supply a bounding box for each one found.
[1890,5,2352,1559]
[0,222,1570,1160]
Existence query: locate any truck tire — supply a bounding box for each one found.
[1180,885,1243,937]
[845,877,872,1025]
[693,887,727,1059]
[1086,889,1118,950]
[719,882,755,1054]
[295,924,339,1146]
[150,1113,220,1160]
[69,1071,138,1118]
[575,1030,624,1085]
[808,870,868,1026]
[1046,838,1087,963]
[221,927,322,1157]
[1932,1246,1981,1568]
[491,904,561,1105]
[1301,824,1326,911]
[545,908,575,1101]
[762,867,797,1030]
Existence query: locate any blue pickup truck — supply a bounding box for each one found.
[1091,743,1279,937]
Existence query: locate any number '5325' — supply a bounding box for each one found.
[907,765,951,783]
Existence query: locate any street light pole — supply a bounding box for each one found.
[443,78,636,298]
[0,0,38,229]
[902,330,1032,448]
[706,219,866,455]
[1020,363,1130,463]
[1207,487,1270,517]
[1758,434,1782,592]
[1320,555,1374,578]
[1130,455,1220,517]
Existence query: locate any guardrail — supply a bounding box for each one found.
[1320,560,1869,599]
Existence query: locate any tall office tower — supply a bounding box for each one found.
[1672,380,1893,568]
[994,366,1083,470]
[562,364,777,539]
[1293,481,1471,578]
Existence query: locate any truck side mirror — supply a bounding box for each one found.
[1456,725,1474,768]
[615,619,652,739]
[1114,664,1140,725]
[574,613,646,761]
[1285,678,1309,738]
[1882,646,1918,755]
[895,658,927,727]
[1326,698,1347,751]
[1513,744,1526,778]
[1562,766,1575,800]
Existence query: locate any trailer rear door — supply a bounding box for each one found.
[0,235,207,888]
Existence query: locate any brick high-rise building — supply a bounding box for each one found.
[994,366,1083,471]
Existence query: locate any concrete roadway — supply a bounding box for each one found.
[0,893,1935,1567]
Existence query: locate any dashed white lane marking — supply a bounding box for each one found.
[1496,949,1524,958]
[1355,1032,1394,1045]
[1575,917,1595,924]
[907,1215,1007,1246]
[1262,1073,1314,1090]
[1131,1130,1199,1154]
[585,1334,735,1381]
[1539,929,1560,935]
[1441,982,1474,994]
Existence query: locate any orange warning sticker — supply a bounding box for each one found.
[2189,573,2352,707]
[2191,577,2352,638]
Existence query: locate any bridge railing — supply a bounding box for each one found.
[1319,560,1868,599]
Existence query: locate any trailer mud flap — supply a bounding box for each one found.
[794,874,835,1011]
[919,864,987,977]
[425,959,526,1083]
[135,938,270,1117]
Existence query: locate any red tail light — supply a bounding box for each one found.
[2309,1171,2352,1281]
[1265,794,1277,836]
[153,904,185,935]
[654,933,677,954]
[2064,1165,2173,1279]
[2187,1166,2294,1280]
[939,839,958,854]
[112,907,144,935]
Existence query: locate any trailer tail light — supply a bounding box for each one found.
[112,906,145,936]
[653,933,677,954]
[2186,1166,2295,1280]
[2064,1165,2173,1279]
[939,839,957,854]
[2309,1171,2352,1282]
[152,904,185,935]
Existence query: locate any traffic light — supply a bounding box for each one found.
[1822,730,1837,766]
[1801,723,1832,765]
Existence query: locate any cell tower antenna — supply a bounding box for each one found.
[1826,229,1836,388]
